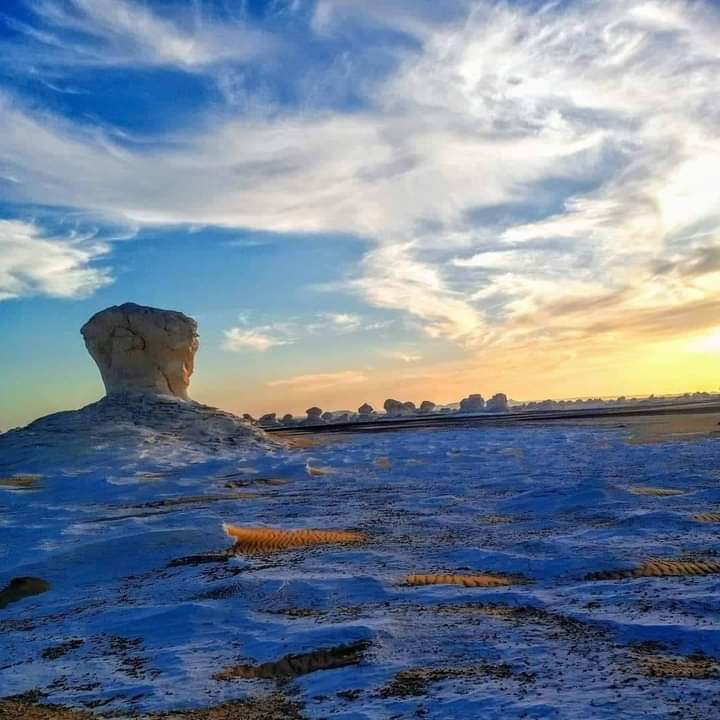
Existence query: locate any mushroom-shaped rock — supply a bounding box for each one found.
[81,303,198,400]
[418,400,436,414]
[383,398,404,417]
[459,394,485,413]
[358,403,375,417]
[304,406,323,424]
[258,413,280,427]
[486,393,509,412]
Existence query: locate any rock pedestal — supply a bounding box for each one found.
[81,303,198,400]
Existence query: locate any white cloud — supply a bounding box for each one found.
[318,312,363,330]
[382,349,422,363]
[266,370,368,391]
[1,1,720,343]
[222,326,291,352]
[5,0,275,70]
[0,219,111,300]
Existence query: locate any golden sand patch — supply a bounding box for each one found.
[0,474,43,491]
[628,486,686,497]
[223,524,366,553]
[213,641,369,681]
[305,464,334,476]
[377,663,525,698]
[0,700,91,720]
[403,573,522,588]
[477,515,515,525]
[0,694,304,720]
[637,654,719,679]
[587,558,720,581]
[693,513,720,523]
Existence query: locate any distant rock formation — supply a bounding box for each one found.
[358,403,375,417]
[402,401,417,415]
[258,413,280,428]
[81,303,198,400]
[305,406,323,424]
[383,399,404,417]
[418,400,436,414]
[486,393,508,412]
[281,413,297,426]
[459,394,485,412]
[321,411,334,422]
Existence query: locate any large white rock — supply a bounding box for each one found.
[81,303,199,400]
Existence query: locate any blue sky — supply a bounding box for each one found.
[1,0,720,428]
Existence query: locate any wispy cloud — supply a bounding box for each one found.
[222,326,291,352]
[267,370,368,391]
[381,349,422,363]
[0,219,112,300]
[2,0,275,71]
[221,310,387,352]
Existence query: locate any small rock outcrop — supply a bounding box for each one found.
[418,400,436,414]
[358,403,375,417]
[384,399,404,417]
[258,413,280,428]
[459,394,485,413]
[305,406,323,424]
[486,393,509,412]
[81,303,198,400]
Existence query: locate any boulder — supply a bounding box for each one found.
[459,394,485,412]
[258,413,280,427]
[304,406,323,424]
[486,393,509,412]
[418,400,436,414]
[81,303,198,400]
[383,398,404,417]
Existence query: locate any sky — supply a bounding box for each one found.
[1,0,720,429]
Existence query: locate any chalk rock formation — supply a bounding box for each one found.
[383,399,404,417]
[304,406,323,424]
[459,394,485,412]
[486,393,509,412]
[259,413,280,427]
[384,399,418,417]
[0,303,269,468]
[81,303,198,400]
[419,400,436,414]
[358,403,375,417]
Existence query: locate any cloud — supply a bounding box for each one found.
[1,0,720,346]
[2,0,275,71]
[0,219,112,300]
[222,326,291,352]
[316,312,363,331]
[381,349,422,363]
[221,310,390,352]
[266,370,368,391]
